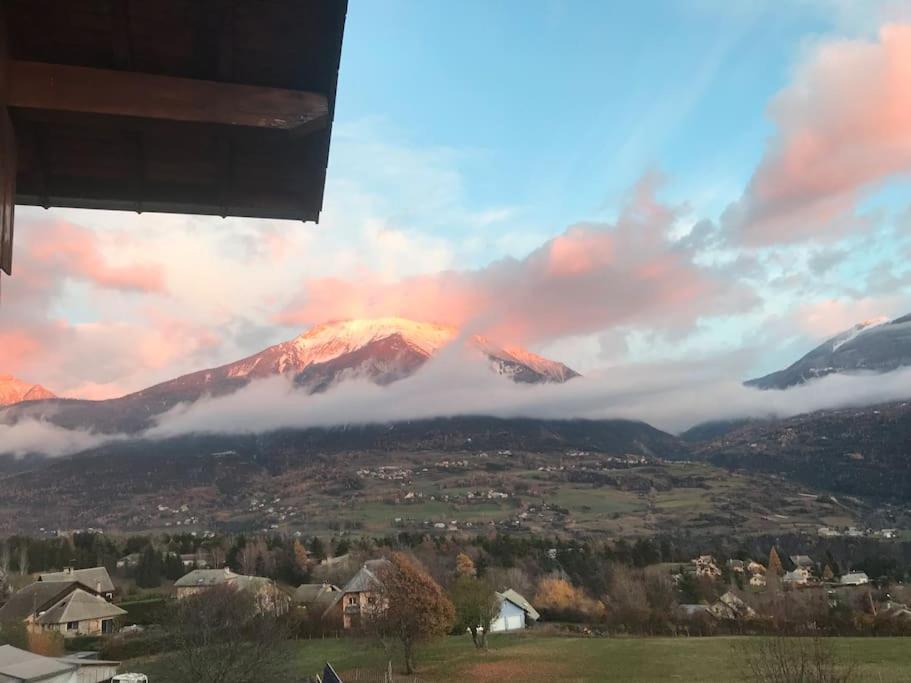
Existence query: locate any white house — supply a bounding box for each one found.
[840,572,870,586]
[489,589,540,633]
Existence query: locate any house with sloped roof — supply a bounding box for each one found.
[0,645,120,683]
[293,583,341,615]
[323,559,391,630]
[0,581,125,638]
[174,568,288,614]
[489,589,540,632]
[37,567,115,601]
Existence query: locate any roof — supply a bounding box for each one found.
[293,583,340,606]
[35,588,127,625]
[3,0,347,223]
[324,559,390,616]
[498,589,540,622]
[0,645,77,682]
[790,555,813,567]
[0,581,84,623]
[38,567,115,595]
[174,568,236,588]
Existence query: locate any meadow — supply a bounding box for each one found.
[133,633,911,681]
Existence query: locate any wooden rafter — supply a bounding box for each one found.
[7,60,330,131]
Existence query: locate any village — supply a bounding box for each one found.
[1,527,910,680]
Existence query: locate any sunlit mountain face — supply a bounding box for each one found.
[0,375,56,407]
[0,317,578,434]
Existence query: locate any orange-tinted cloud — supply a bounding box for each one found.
[726,24,911,244]
[279,174,758,344]
[27,220,166,292]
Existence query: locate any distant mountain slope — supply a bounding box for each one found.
[746,313,911,389]
[0,375,56,407]
[0,318,578,434]
[687,400,911,499]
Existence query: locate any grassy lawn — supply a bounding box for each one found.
[130,633,911,681]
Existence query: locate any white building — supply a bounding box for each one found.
[488,589,540,633]
[0,645,119,683]
[840,572,870,586]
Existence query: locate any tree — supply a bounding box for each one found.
[135,546,162,588]
[451,575,499,649]
[161,584,288,683]
[768,547,784,577]
[535,576,604,623]
[17,542,28,576]
[455,553,476,578]
[373,553,455,674]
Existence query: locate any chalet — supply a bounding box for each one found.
[37,567,115,601]
[749,574,767,589]
[323,559,390,630]
[707,592,757,620]
[0,645,119,683]
[747,561,766,576]
[840,572,870,586]
[0,581,126,638]
[783,568,811,586]
[293,583,341,614]
[489,590,540,632]
[790,555,814,570]
[691,555,721,579]
[173,568,288,614]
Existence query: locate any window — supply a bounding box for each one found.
[66,621,78,631]
[347,596,358,606]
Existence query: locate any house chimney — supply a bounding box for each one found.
[96,580,102,593]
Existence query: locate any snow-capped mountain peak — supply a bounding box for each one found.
[0,375,57,407]
[830,316,890,351]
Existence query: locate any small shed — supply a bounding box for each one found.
[489,589,540,633]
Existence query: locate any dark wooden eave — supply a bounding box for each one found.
[0,0,348,279]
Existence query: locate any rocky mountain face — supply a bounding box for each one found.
[0,375,56,407]
[0,318,579,434]
[746,314,911,389]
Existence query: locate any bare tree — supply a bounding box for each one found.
[161,584,289,683]
[0,541,10,575]
[736,637,856,683]
[17,543,28,576]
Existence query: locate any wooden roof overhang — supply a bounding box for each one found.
[0,0,348,281]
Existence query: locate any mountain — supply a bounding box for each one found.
[746,313,911,389]
[0,318,578,434]
[0,375,56,407]
[686,400,911,500]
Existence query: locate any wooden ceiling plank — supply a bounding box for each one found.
[7,60,330,130]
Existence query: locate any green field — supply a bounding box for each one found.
[132,633,911,681]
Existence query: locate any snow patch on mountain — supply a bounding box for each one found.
[831,316,890,351]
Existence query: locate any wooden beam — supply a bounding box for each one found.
[0,4,14,277]
[7,60,330,130]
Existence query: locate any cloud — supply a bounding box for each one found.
[280,173,759,344]
[725,24,911,245]
[143,350,911,439]
[0,420,114,457]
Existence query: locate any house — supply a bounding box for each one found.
[691,555,721,579]
[173,568,288,614]
[0,645,119,683]
[676,604,712,619]
[783,568,811,586]
[840,571,870,586]
[179,553,209,569]
[323,559,390,630]
[790,555,814,570]
[489,590,540,632]
[115,554,141,570]
[293,583,341,614]
[0,581,126,638]
[37,567,115,601]
[708,592,757,620]
[747,561,766,576]
[749,574,767,589]
[726,559,745,573]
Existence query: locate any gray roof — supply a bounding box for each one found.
[174,568,236,588]
[323,559,390,616]
[0,582,83,623]
[0,645,77,682]
[35,588,126,626]
[498,589,540,622]
[38,567,114,594]
[293,583,340,606]
[174,569,274,594]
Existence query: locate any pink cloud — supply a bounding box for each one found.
[279,174,758,344]
[727,23,911,244]
[27,220,166,293]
